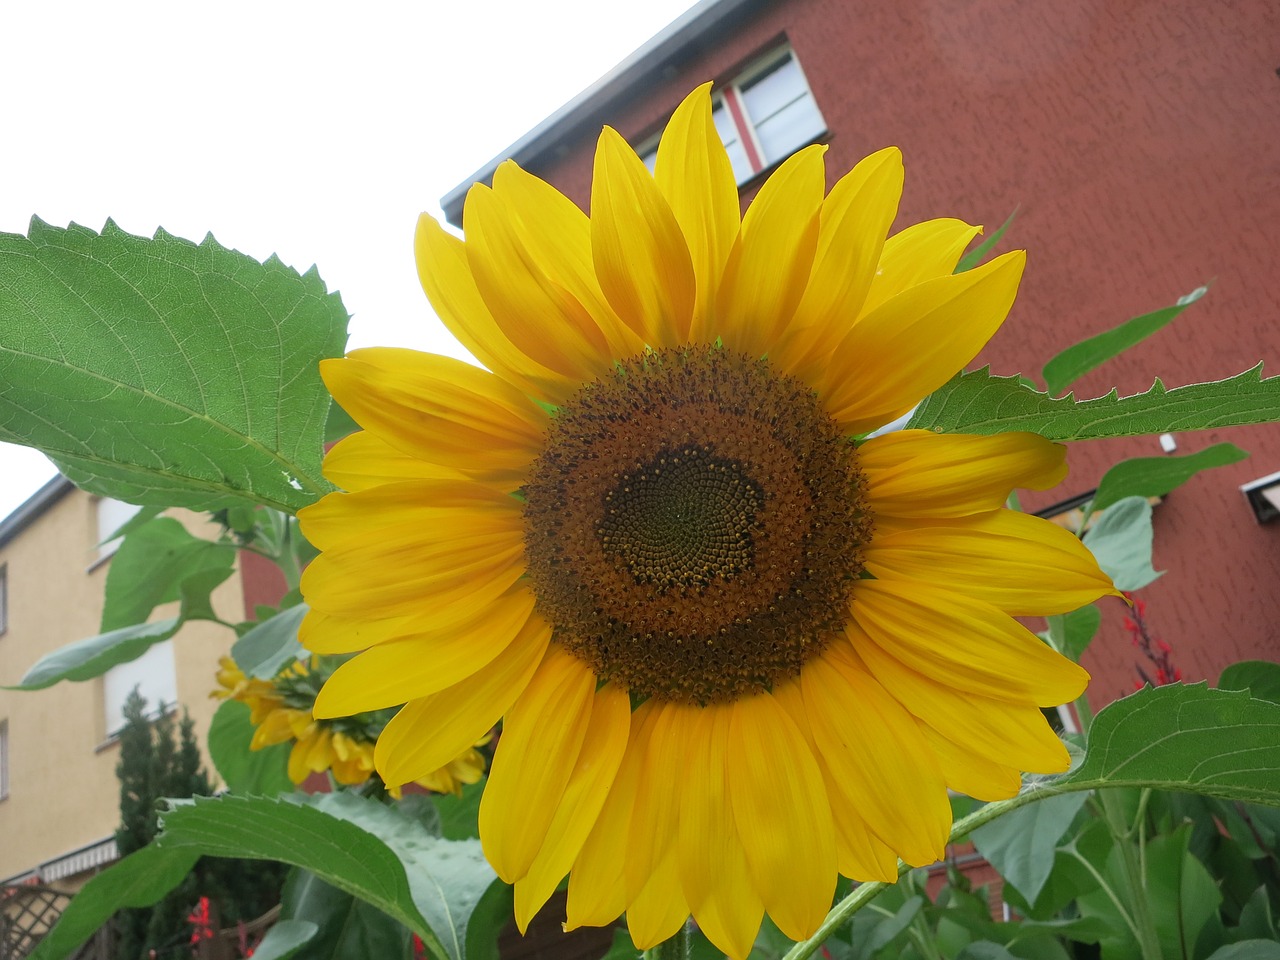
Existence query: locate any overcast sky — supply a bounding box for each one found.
[0,0,702,519]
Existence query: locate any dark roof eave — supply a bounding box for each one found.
[0,475,74,550]
[440,0,764,226]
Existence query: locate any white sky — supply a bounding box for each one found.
[0,0,701,519]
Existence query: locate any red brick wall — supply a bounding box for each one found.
[519,0,1280,707]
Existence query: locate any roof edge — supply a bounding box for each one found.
[0,475,74,550]
[440,0,764,225]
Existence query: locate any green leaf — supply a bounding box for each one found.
[432,781,484,841]
[1044,604,1102,662]
[1042,286,1208,396]
[250,919,321,960]
[1218,661,1280,705]
[905,364,1280,440]
[0,219,348,513]
[1093,442,1249,511]
[1082,496,1162,591]
[101,516,235,631]
[232,603,307,679]
[1144,825,1222,959]
[956,944,1018,960]
[157,792,502,960]
[1206,944,1280,960]
[11,617,179,689]
[325,397,360,444]
[28,844,200,960]
[970,792,1090,904]
[280,870,412,960]
[207,699,294,797]
[1060,683,1280,805]
[955,208,1018,273]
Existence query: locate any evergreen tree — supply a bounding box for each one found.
[113,689,285,959]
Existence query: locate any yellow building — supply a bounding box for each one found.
[0,477,246,888]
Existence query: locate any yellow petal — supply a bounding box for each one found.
[678,702,764,960]
[771,678,898,881]
[480,646,596,883]
[803,643,950,866]
[774,147,904,385]
[626,850,690,950]
[300,477,521,552]
[323,431,474,492]
[860,430,1067,518]
[313,587,537,716]
[592,126,696,347]
[490,161,643,361]
[299,497,524,619]
[865,509,1119,615]
[301,576,529,656]
[624,701,686,901]
[654,83,740,342]
[513,683,630,933]
[823,250,1025,433]
[919,723,1023,802]
[852,579,1089,705]
[415,213,574,404]
[374,616,551,786]
[861,218,982,316]
[287,739,311,784]
[727,692,836,942]
[716,145,826,356]
[852,625,1072,774]
[566,701,659,930]
[320,349,545,484]
[464,184,613,382]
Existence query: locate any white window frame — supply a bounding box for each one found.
[94,497,143,564]
[0,563,7,637]
[102,640,178,739]
[639,44,827,186]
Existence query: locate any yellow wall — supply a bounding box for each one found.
[0,486,247,881]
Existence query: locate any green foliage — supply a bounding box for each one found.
[249,919,322,960]
[1060,684,1280,804]
[1092,442,1249,511]
[0,218,347,513]
[154,792,503,960]
[1042,286,1208,396]
[1219,661,1280,705]
[11,618,180,690]
[232,603,307,679]
[1081,496,1162,591]
[970,793,1090,905]
[279,870,413,959]
[207,700,294,797]
[1043,604,1102,662]
[906,364,1280,440]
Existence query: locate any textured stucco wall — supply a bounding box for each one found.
[0,490,245,881]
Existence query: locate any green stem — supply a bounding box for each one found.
[1100,790,1162,960]
[645,920,692,960]
[781,787,1053,960]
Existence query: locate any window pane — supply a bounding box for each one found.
[641,148,658,174]
[753,96,826,166]
[97,498,143,559]
[711,101,756,183]
[103,639,177,736]
[741,55,807,124]
[724,140,755,184]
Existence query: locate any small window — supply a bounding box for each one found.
[95,497,143,561]
[0,564,7,636]
[103,640,178,737]
[0,719,9,800]
[639,46,826,186]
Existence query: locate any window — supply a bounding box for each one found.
[641,46,827,186]
[102,640,178,737]
[1,719,8,800]
[95,497,143,561]
[0,564,6,636]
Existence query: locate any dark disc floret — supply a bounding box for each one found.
[522,346,873,704]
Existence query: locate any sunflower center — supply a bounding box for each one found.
[522,346,873,705]
[600,450,762,589]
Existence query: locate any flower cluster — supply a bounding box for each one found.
[213,655,487,794]
[1122,593,1183,689]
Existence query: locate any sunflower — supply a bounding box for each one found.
[213,656,486,792]
[298,84,1117,957]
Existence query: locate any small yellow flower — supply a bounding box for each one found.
[298,84,1119,957]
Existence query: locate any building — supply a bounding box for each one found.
[441,0,1280,704]
[0,478,256,888]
